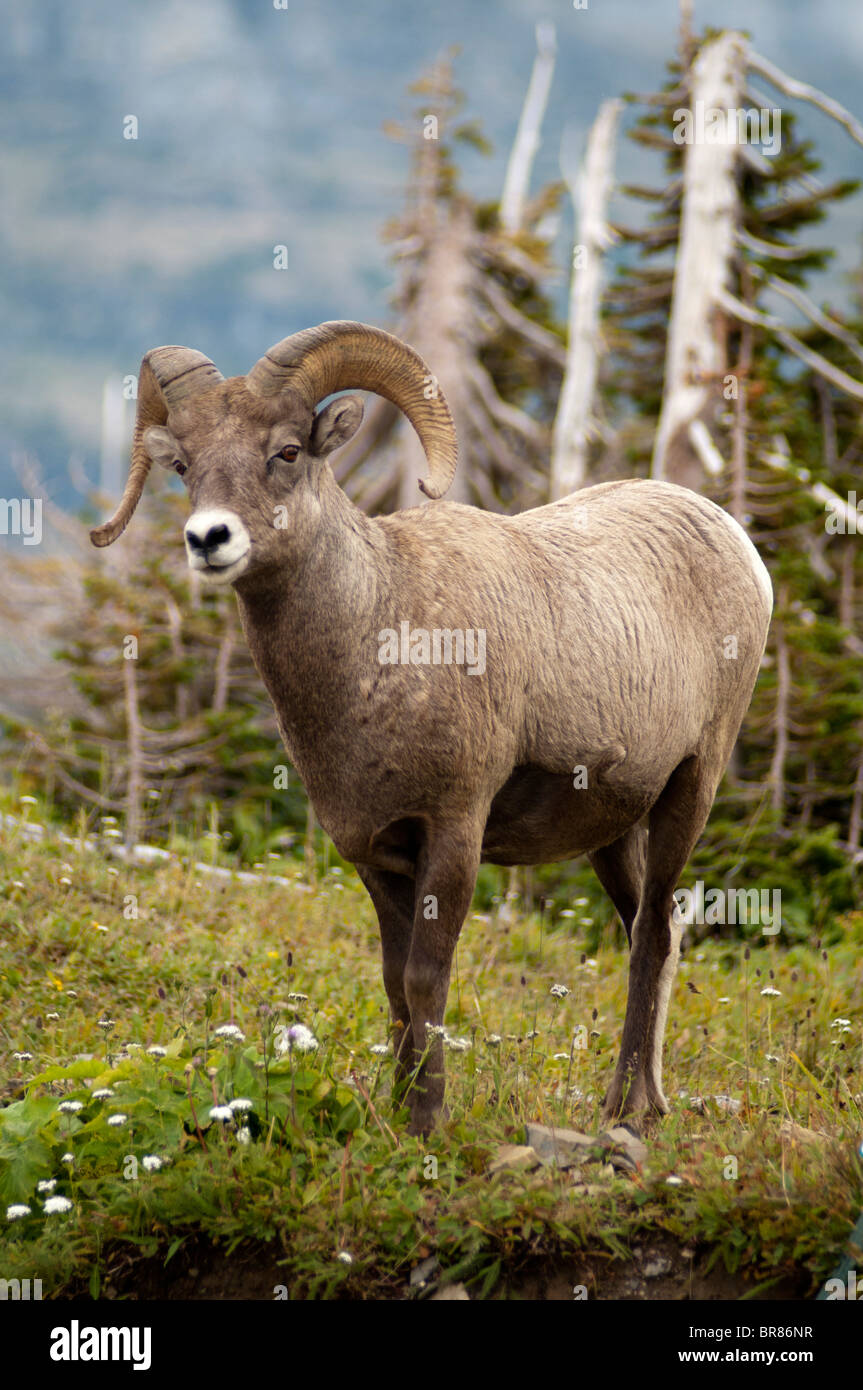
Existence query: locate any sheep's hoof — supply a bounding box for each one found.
[601,1075,669,1126]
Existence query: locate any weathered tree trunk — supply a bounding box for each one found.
[499,22,557,236]
[551,99,621,499]
[651,32,745,487]
[398,201,477,509]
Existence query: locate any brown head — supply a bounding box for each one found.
[90,321,458,587]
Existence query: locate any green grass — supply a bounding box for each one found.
[1,791,861,1300]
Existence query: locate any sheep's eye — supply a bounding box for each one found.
[174,460,187,477]
[279,445,300,462]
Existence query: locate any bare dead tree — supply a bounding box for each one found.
[551,99,621,498]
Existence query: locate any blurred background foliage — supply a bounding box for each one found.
[2,18,863,944]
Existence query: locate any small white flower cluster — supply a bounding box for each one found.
[7,1189,74,1221]
[274,1023,318,1055]
[423,1022,471,1052]
[549,983,570,999]
[208,1098,256,1146]
[214,1024,246,1042]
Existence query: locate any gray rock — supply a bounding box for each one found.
[600,1125,648,1169]
[410,1255,440,1288]
[524,1123,600,1168]
[488,1143,542,1175]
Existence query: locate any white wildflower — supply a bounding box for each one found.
[214,1024,246,1042]
[209,1105,233,1123]
[142,1156,163,1172]
[236,1127,251,1145]
[337,1251,353,1265]
[106,1114,128,1126]
[6,1204,31,1220]
[91,1088,114,1100]
[58,1100,83,1113]
[760,987,781,998]
[550,984,570,999]
[275,1023,318,1054]
[147,1045,167,1057]
[44,1196,73,1214]
[37,1179,57,1194]
[228,1098,253,1112]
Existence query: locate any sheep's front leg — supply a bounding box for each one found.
[356,866,417,1096]
[403,823,482,1137]
[603,756,716,1122]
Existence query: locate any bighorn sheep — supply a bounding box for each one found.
[92,321,772,1136]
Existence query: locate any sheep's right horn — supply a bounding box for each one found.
[246,321,458,500]
[90,347,223,547]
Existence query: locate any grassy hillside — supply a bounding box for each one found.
[1,793,861,1300]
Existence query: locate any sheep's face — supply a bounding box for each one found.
[142,381,364,588]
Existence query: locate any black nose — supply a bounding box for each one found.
[187,523,231,554]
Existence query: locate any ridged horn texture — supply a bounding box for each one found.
[90,347,224,547]
[246,321,458,500]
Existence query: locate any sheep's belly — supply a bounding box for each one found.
[481,765,654,866]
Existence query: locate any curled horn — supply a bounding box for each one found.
[90,347,223,547]
[245,321,457,500]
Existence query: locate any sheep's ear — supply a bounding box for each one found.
[143,425,185,470]
[309,395,364,458]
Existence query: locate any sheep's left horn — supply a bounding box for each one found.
[245,321,458,500]
[90,347,223,547]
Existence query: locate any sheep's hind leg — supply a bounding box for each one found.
[587,823,647,946]
[602,756,717,1123]
[356,866,416,1101]
[402,821,483,1137]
